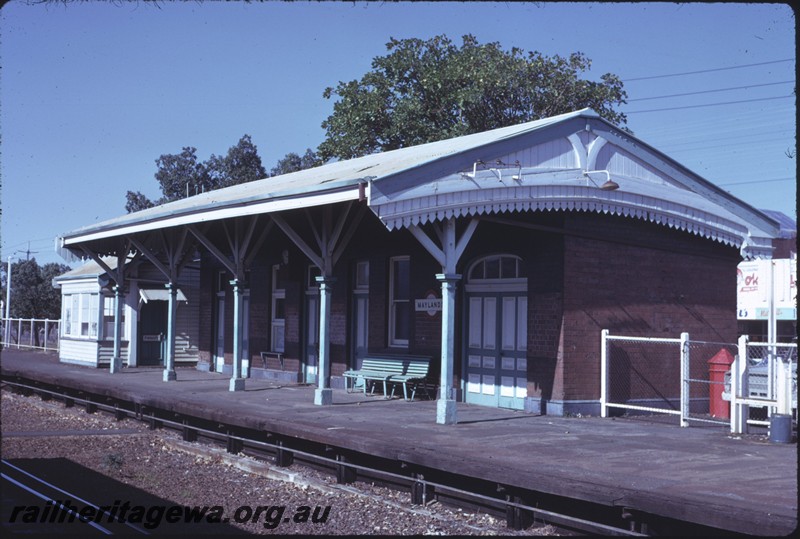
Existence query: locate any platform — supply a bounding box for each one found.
[1,349,796,536]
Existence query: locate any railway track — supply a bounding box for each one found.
[1,378,746,536]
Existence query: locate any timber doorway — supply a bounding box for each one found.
[138,301,166,366]
[213,291,225,372]
[352,261,369,371]
[464,255,528,410]
[303,266,321,384]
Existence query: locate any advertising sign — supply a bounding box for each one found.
[737,259,797,320]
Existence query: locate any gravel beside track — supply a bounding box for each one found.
[1,387,555,535]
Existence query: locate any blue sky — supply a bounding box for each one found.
[1,1,795,266]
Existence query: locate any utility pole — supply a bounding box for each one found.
[17,242,38,261]
[4,256,12,345]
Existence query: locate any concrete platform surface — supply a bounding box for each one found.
[1,350,796,535]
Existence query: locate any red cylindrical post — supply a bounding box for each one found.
[708,349,735,419]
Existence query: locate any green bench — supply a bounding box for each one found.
[343,356,432,401]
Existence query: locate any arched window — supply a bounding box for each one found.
[467,255,526,283]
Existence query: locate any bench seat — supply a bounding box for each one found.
[343,356,432,400]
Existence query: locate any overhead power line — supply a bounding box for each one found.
[623,58,794,82]
[625,95,794,114]
[628,80,795,102]
[717,177,795,187]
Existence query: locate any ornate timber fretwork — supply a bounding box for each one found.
[187,216,272,281]
[271,201,367,276]
[567,131,609,173]
[407,217,479,275]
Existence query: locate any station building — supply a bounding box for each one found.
[55,109,780,423]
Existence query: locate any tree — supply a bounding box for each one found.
[4,258,71,347]
[155,146,212,201]
[270,148,323,177]
[318,34,627,160]
[125,136,267,213]
[207,134,267,188]
[125,190,156,213]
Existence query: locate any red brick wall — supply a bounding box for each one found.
[196,208,741,409]
[560,212,740,402]
[458,214,566,397]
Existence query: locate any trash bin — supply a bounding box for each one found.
[769,414,793,443]
[707,349,735,419]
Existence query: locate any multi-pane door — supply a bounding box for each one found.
[466,293,528,409]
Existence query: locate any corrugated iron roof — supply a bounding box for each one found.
[57,108,781,259]
[759,210,797,238]
[59,109,593,243]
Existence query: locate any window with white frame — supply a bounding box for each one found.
[389,256,410,347]
[63,293,99,338]
[271,264,285,353]
[63,297,72,335]
[102,295,125,340]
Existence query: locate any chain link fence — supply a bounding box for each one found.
[601,332,683,419]
[727,339,797,433]
[601,331,738,427]
[685,339,738,425]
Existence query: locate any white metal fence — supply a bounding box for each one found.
[601,330,796,432]
[1,318,60,352]
[727,336,797,434]
[601,330,739,427]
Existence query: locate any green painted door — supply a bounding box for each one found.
[465,292,528,410]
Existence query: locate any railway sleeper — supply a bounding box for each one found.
[498,486,534,531]
[182,422,198,442]
[226,430,244,454]
[410,472,435,506]
[275,439,294,467]
[12,384,33,396]
[335,452,357,484]
[621,507,649,534]
[114,405,127,421]
[1,379,741,536]
[145,409,162,430]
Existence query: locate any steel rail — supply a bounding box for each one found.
[3,379,656,536]
[2,459,150,535]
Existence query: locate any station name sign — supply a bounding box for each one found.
[415,294,442,316]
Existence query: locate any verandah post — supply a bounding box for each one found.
[110,284,124,373]
[163,282,178,382]
[314,276,335,405]
[436,273,460,425]
[229,279,246,391]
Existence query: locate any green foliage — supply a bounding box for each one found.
[124,34,628,210]
[125,135,267,213]
[207,134,267,187]
[318,34,627,160]
[5,258,70,321]
[155,146,213,202]
[270,148,323,177]
[124,190,156,213]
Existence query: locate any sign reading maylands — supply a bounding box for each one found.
[737,259,797,320]
[415,293,442,316]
